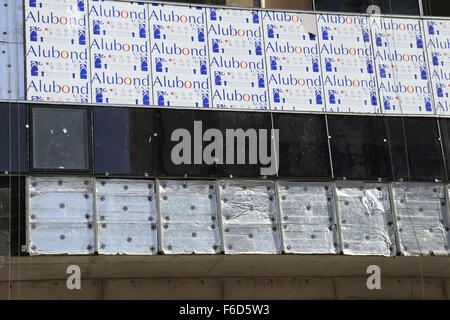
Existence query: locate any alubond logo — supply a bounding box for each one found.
[379,80,430,94]
[266,42,318,55]
[26,46,88,60]
[149,8,204,24]
[91,73,150,86]
[262,11,302,22]
[370,18,421,32]
[27,80,89,95]
[89,4,147,20]
[321,43,373,57]
[90,39,148,53]
[269,74,321,87]
[26,11,87,27]
[210,57,264,70]
[212,89,267,104]
[208,24,261,38]
[317,14,368,25]
[170,121,279,175]
[151,43,207,56]
[153,76,209,90]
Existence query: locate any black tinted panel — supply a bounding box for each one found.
[328,115,391,180]
[0,103,27,173]
[93,107,157,176]
[385,117,409,181]
[273,113,331,178]
[404,117,445,181]
[31,107,90,171]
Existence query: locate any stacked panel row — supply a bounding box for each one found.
[23,0,450,115]
[25,176,450,257]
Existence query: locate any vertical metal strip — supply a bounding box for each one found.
[388,182,402,255]
[331,182,344,254]
[420,17,438,115]
[22,0,27,101]
[92,177,99,253]
[155,178,163,253]
[215,179,225,253]
[274,180,285,253]
[24,176,30,253]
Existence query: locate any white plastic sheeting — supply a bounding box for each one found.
[28,176,95,255]
[392,183,450,256]
[219,180,281,254]
[159,180,221,254]
[0,187,10,256]
[336,182,396,256]
[96,179,158,255]
[278,182,339,254]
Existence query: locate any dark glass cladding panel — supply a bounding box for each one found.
[272,113,331,178]
[32,107,90,171]
[404,118,445,181]
[440,118,450,181]
[314,0,420,14]
[93,107,157,176]
[0,177,26,257]
[0,103,27,173]
[328,115,391,180]
[157,109,273,178]
[385,117,409,180]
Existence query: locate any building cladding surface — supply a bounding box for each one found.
[0,0,449,262]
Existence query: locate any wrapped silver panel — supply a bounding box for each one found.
[159,180,220,254]
[96,179,157,255]
[0,0,23,43]
[278,182,339,254]
[336,183,396,256]
[220,180,281,254]
[0,42,25,100]
[392,183,450,256]
[28,177,94,255]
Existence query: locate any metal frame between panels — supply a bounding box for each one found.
[17,0,450,116]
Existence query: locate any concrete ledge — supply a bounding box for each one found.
[0,255,449,282]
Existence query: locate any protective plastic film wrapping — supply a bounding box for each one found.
[0,186,10,256]
[392,183,449,256]
[28,176,95,255]
[220,180,281,254]
[96,179,157,255]
[278,182,339,254]
[336,182,396,256]
[159,180,220,254]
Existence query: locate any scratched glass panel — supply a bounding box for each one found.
[403,117,445,181]
[263,11,324,111]
[439,118,450,182]
[424,19,450,115]
[149,4,210,108]
[207,8,268,110]
[385,116,409,181]
[25,0,90,102]
[328,115,391,180]
[89,0,151,105]
[93,107,157,176]
[370,17,433,115]
[317,14,379,113]
[272,113,331,178]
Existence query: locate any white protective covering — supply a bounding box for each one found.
[28,176,95,255]
[278,181,339,254]
[336,182,396,256]
[392,183,450,256]
[219,180,281,254]
[96,179,158,255]
[159,180,221,254]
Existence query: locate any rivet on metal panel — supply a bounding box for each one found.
[84,194,89,199]
[32,182,37,187]
[376,186,382,191]
[183,183,188,189]
[123,206,128,212]
[365,235,370,240]
[223,198,228,203]
[344,201,349,206]
[281,195,286,200]
[270,217,276,222]
[57,180,63,186]
[285,186,289,190]
[100,244,105,249]
[283,225,287,229]
[31,245,36,250]
[123,185,128,190]
[441,201,446,206]
[399,228,403,232]
[163,195,168,200]
[306,205,311,210]
[419,208,423,212]
[250,205,254,211]
[151,224,157,230]
[429,229,433,233]
[165,216,170,221]
[224,227,230,232]
[100,196,105,201]
[127,237,132,242]
[328,225,334,231]
[190,205,195,210]
[209,184,214,190]
[87,245,93,251]
[101,181,106,186]
[167,245,172,250]
[100,216,105,221]
[283,216,288,221]
[242,185,247,190]
[272,226,278,232]
[213,245,218,251]
[210,224,215,229]
[148,183,153,189]
[162,184,167,189]
[311,234,316,239]
[192,232,197,238]
[433,188,438,193]
[87,223,92,229]
[228,245,233,250]
[208,194,213,199]
[149,216,154,222]
[84,180,89,186]
[225,215,230,220]
[211,216,216,221]
[30,214,36,220]
[148,195,153,201]
[344,243,349,248]
[163,224,168,229]
[248,234,253,239]
[287,245,291,250]
[269,196,273,201]
[31,224,36,230]
[101,224,107,228]
[342,219,346,224]
[59,234,65,240]
[150,246,156,252]
[303,186,308,191]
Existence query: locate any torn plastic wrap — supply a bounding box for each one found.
[28,177,95,255]
[278,182,339,254]
[336,183,396,256]
[392,183,450,256]
[220,180,281,254]
[159,180,221,254]
[96,179,158,255]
